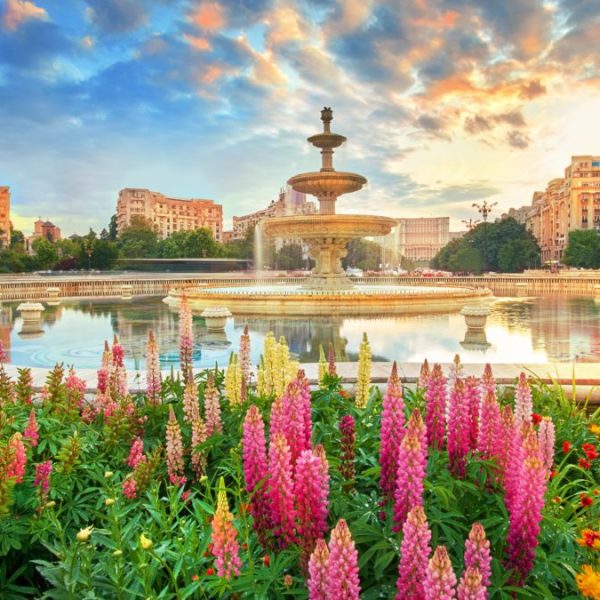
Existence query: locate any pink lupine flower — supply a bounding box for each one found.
[127,437,146,469]
[492,405,515,482]
[448,353,463,387]
[464,523,491,591]
[211,477,241,580]
[166,406,186,486]
[294,449,330,560]
[268,432,296,544]
[122,477,137,499]
[448,379,470,478]
[514,373,532,425]
[425,546,457,600]
[282,371,312,468]
[183,379,200,424]
[0,340,6,363]
[457,567,486,600]
[503,421,525,517]
[7,433,27,483]
[477,391,501,459]
[23,409,39,447]
[464,376,481,452]
[328,342,337,376]
[66,367,86,409]
[426,364,447,450]
[34,461,52,494]
[308,538,330,600]
[380,361,406,501]
[418,358,430,390]
[480,364,495,398]
[179,295,194,383]
[204,372,222,436]
[112,337,124,368]
[191,417,207,479]
[326,519,361,600]
[396,505,431,600]
[110,338,128,398]
[269,394,285,440]
[506,425,548,586]
[96,367,109,395]
[393,410,427,531]
[239,325,251,382]
[537,416,555,472]
[242,405,270,536]
[146,330,162,405]
[339,415,355,488]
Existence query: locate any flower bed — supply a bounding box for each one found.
[0,316,599,598]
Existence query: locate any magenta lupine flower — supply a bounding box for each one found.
[393,410,427,531]
[380,361,406,501]
[464,376,481,452]
[308,538,330,600]
[269,394,285,440]
[96,367,109,394]
[326,519,361,600]
[0,340,6,363]
[448,379,470,478]
[112,338,124,368]
[493,406,515,482]
[127,437,146,469]
[191,417,207,479]
[267,432,296,544]
[183,379,200,424]
[282,371,312,468]
[211,477,241,580]
[425,546,457,600]
[418,358,430,390]
[480,364,495,398]
[328,342,337,376]
[242,405,270,536]
[34,460,52,493]
[146,330,162,405]
[166,406,186,486]
[339,415,355,488]
[65,367,86,409]
[109,339,128,398]
[457,567,486,600]
[7,433,27,483]
[477,391,501,459]
[503,420,525,517]
[514,372,532,424]
[464,523,491,591]
[537,417,555,472]
[204,372,222,436]
[179,294,193,382]
[23,409,39,447]
[294,449,330,559]
[239,325,251,382]
[506,426,548,586]
[396,505,431,600]
[426,364,447,450]
[122,477,137,499]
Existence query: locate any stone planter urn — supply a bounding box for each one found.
[201,307,232,330]
[46,287,61,306]
[460,328,491,351]
[121,284,133,300]
[460,304,491,331]
[17,302,45,322]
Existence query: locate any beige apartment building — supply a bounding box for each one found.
[523,156,600,262]
[387,217,450,264]
[116,188,223,241]
[0,186,10,248]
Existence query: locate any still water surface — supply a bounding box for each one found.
[2,296,599,369]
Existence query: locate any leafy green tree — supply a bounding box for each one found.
[108,214,118,241]
[90,239,119,269]
[448,245,484,273]
[497,238,540,272]
[274,243,305,270]
[10,227,24,250]
[32,238,59,270]
[563,230,600,268]
[118,216,158,258]
[343,239,381,271]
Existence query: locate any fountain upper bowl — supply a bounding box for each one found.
[287,171,367,197]
[261,214,397,240]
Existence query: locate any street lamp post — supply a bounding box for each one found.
[472,201,497,271]
[461,218,480,231]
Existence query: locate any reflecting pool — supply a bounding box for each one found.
[1,295,599,369]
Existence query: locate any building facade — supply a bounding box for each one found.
[232,188,316,240]
[387,217,450,264]
[26,218,62,253]
[0,186,10,248]
[521,156,600,262]
[116,188,223,242]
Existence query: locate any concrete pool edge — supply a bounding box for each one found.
[2,361,599,403]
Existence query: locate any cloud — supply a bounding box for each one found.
[519,79,546,99]
[189,2,226,31]
[464,115,492,134]
[507,130,530,149]
[494,110,526,127]
[1,0,47,31]
[84,0,148,33]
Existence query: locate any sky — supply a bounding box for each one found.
[1,0,599,236]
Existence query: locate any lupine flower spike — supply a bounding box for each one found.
[380,361,406,501]
[165,406,186,486]
[328,342,337,376]
[418,358,430,390]
[480,364,495,398]
[204,372,222,436]
[268,432,296,544]
[457,567,486,600]
[308,538,330,600]
[7,433,27,483]
[464,523,491,591]
[239,325,251,383]
[514,372,532,425]
[210,477,241,579]
[23,410,39,447]
[426,364,447,450]
[448,378,470,478]
[396,505,431,599]
[179,295,193,384]
[339,415,355,491]
[318,344,327,385]
[464,376,481,452]
[326,519,361,600]
[425,546,457,600]
[355,332,371,408]
[537,417,555,472]
[145,330,162,405]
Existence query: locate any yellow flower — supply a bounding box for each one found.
[140,533,153,550]
[44,501,56,509]
[577,565,600,599]
[76,526,93,542]
[112,550,123,557]
[590,424,600,436]
[104,471,114,478]
[105,498,115,506]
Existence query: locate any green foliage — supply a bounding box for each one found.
[497,238,541,273]
[31,238,59,270]
[157,228,221,259]
[117,216,159,258]
[343,238,382,271]
[563,229,600,269]
[274,243,305,270]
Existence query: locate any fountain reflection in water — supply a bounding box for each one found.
[254,221,265,274]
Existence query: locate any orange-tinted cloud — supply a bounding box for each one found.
[409,10,460,30]
[2,0,47,31]
[190,2,225,31]
[183,33,212,51]
[200,64,223,84]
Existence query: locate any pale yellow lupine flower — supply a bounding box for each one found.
[355,332,371,408]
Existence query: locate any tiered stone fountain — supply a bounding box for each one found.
[165,108,492,315]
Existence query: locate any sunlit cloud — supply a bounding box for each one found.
[2,0,47,31]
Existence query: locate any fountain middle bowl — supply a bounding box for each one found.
[261,213,397,240]
[287,171,367,197]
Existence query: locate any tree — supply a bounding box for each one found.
[32,238,59,270]
[108,214,118,241]
[343,239,381,271]
[448,245,484,274]
[563,230,600,269]
[274,243,305,270]
[118,216,158,258]
[497,238,540,272]
[90,239,119,269]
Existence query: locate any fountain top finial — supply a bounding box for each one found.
[321,107,333,132]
